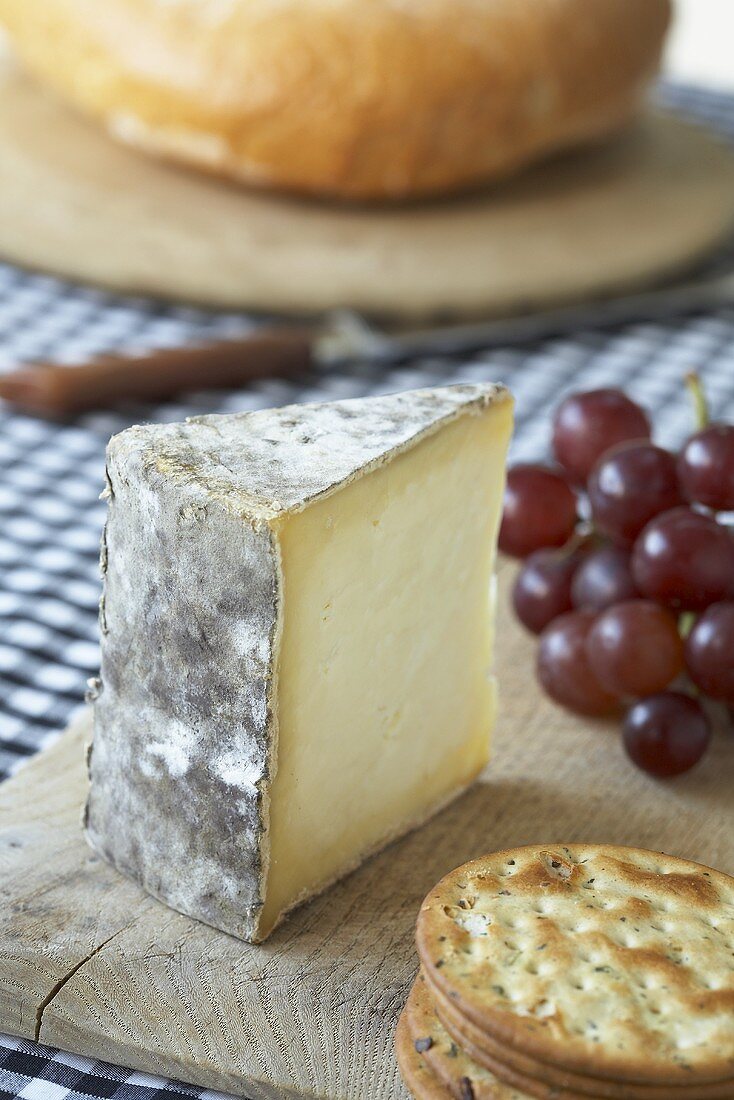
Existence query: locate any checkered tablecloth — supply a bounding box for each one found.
[0,1038,228,1100]
[1,81,734,1100]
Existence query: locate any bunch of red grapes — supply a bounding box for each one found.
[500,379,734,778]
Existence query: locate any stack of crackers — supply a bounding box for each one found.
[396,844,734,1099]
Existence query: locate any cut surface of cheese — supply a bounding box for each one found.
[264,409,509,934]
[86,383,512,942]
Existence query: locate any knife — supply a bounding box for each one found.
[1,269,733,417]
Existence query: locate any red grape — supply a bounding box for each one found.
[685,602,734,701]
[588,443,682,547]
[632,507,734,611]
[499,464,577,558]
[537,610,619,716]
[552,389,651,485]
[512,549,582,634]
[571,545,637,611]
[587,600,684,698]
[678,424,734,512]
[623,692,711,777]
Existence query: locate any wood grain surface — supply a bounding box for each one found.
[2,51,734,317]
[1,561,733,1099]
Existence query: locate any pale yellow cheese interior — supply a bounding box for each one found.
[261,400,512,936]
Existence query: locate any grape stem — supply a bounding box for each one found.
[685,372,710,430]
[678,611,696,639]
[557,525,598,559]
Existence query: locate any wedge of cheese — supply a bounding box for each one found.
[86,383,512,941]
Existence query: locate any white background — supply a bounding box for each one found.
[666,0,734,89]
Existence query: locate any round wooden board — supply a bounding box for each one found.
[1,56,734,317]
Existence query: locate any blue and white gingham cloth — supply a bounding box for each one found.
[1,81,734,1100]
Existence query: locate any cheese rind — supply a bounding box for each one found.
[86,383,512,941]
[88,446,278,937]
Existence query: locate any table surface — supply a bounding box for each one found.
[1,79,734,1100]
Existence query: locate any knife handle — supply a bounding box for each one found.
[0,329,314,417]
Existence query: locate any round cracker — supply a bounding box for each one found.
[431,974,734,1100]
[404,973,528,1099]
[396,1003,455,1099]
[416,844,734,1086]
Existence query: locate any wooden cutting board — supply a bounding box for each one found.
[1,561,733,1099]
[1,52,734,317]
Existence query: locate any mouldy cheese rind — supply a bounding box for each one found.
[85,383,513,941]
